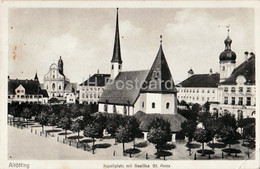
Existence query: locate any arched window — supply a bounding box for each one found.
[113,105,116,113]
[124,106,127,115]
[59,85,61,90]
[166,102,170,109]
[52,83,55,90]
[152,102,155,108]
[142,102,144,108]
[119,65,121,70]
[112,65,114,70]
[53,75,55,79]
[104,104,107,112]
[251,111,256,116]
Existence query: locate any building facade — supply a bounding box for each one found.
[8,73,49,104]
[43,56,77,104]
[79,72,110,104]
[177,30,256,119]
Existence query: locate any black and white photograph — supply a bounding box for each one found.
[0,1,259,169]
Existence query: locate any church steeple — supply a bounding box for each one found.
[111,8,122,64]
[110,8,122,79]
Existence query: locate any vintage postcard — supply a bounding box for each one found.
[0,1,259,169]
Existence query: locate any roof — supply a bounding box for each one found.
[8,79,49,97]
[134,111,186,132]
[111,9,122,64]
[221,55,255,85]
[98,70,149,105]
[178,73,220,88]
[140,44,177,93]
[80,74,110,86]
[219,34,236,62]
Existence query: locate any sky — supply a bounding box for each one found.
[8,8,255,85]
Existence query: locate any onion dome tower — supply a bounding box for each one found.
[219,29,236,82]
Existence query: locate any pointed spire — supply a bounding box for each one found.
[111,8,122,64]
[34,71,38,81]
[224,29,232,50]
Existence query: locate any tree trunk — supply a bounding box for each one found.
[228,144,231,155]
[212,137,214,150]
[123,142,125,155]
[156,147,159,158]
[65,130,67,139]
[202,142,205,156]
[78,131,80,143]
[92,138,95,154]
[133,139,135,150]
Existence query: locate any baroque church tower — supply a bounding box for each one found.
[110,8,122,79]
[219,30,236,82]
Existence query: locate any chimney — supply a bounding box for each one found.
[244,51,249,61]
[188,68,194,78]
[97,69,100,74]
[209,68,213,75]
[8,76,10,79]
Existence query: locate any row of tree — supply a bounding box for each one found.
[8,103,173,157]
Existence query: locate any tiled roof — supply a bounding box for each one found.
[141,44,177,93]
[221,55,255,85]
[8,79,48,97]
[80,74,110,86]
[134,111,186,132]
[177,73,220,88]
[64,83,78,93]
[98,70,149,105]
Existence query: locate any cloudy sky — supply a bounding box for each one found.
[8,8,255,84]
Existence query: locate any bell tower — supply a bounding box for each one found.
[110,8,122,79]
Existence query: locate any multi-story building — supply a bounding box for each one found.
[79,72,110,104]
[177,70,219,105]
[43,56,77,104]
[8,73,49,104]
[210,54,256,119]
[177,30,256,119]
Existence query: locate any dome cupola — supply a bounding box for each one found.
[219,30,236,63]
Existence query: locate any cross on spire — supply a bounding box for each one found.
[160,35,162,45]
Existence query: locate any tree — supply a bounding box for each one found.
[59,116,72,139]
[218,126,240,154]
[147,118,171,158]
[126,117,142,149]
[203,116,221,149]
[48,113,58,129]
[194,128,212,156]
[181,120,198,144]
[21,107,33,127]
[106,114,124,138]
[84,122,104,154]
[71,118,84,143]
[115,125,133,154]
[37,109,49,133]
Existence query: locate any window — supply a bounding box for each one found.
[222,66,225,71]
[224,87,228,92]
[197,89,199,93]
[59,85,61,90]
[212,90,215,93]
[8,95,10,99]
[197,96,199,100]
[207,90,210,93]
[86,94,88,98]
[232,97,235,105]
[113,105,116,113]
[166,103,170,109]
[119,65,121,69]
[142,102,145,108]
[224,97,228,104]
[104,104,107,112]
[231,87,235,93]
[52,83,55,90]
[193,89,195,93]
[246,87,251,93]
[239,87,243,93]
[238,97,243,105]
[94,94,96,98]
[112,65,114,70]
[202,97,204,101]
[82,93,85,98]
[53,75,55,79]
[17,95,20,98]
[202,89,204,93]
[246,97,251,106]
[152,102,155,108]
[90,94,92,98]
